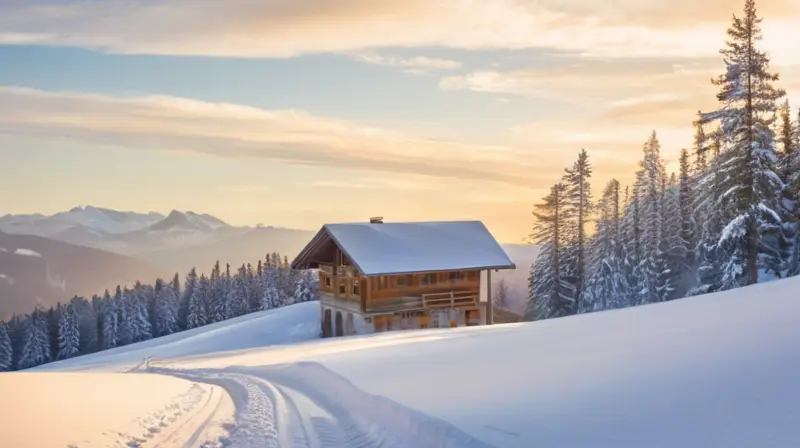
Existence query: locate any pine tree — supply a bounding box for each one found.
[154,277,180,337]
[586,179,627,311]
[18,309,51,369]
[261,267,281,311]
[296,270,318,303]
[125,283,152,343]
[526,183,574,321]
[45,305,60,361]
[788,109,800,276]
[207,261,228,323]
[57,304,80,360]
[671,149,696,296]
[494,279,510,310]
[694,111,709,173]
[0,323,12,371]
[179,268,197,330]
[561,149,593,313]
[635,132,672,303]
[7,315,25,370]
[101,290,119,350]
[71,297,98,354]
[230,265,251,317]
[249,263,264,312]
[187,275,209,329]
[700,0,786,287]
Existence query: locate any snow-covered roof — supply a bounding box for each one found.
[291,221,515,276]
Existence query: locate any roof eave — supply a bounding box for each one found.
[361,263,516,277]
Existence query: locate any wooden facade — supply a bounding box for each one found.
[317,247,482,315]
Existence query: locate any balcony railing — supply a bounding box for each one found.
[365,290,478,313]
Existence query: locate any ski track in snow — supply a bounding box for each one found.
[144,362,494,448]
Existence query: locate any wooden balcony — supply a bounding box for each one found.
[366,290,478,313]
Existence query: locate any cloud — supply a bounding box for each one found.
[0,86,569,190]
[2,0,799,60]
[440,57,721,103]
[348,52,462,73]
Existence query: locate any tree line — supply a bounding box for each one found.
[527,0,799,320]
[0,253,318,371]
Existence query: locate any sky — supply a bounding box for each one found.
[2,0,800,243]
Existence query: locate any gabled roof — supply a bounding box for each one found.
[291,221,516,276]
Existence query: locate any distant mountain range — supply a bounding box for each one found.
[0,230,169,319]
[0,207,314,271]
[0,206,537,317]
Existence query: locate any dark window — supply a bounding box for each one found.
[352,280,360,296]
[325,277,332,287]
[448,271,465,283]
[396,275,412,287]
[339,283,346,295]
[420,273,437,286]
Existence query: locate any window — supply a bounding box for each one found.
[352,280,360,296]
[325,276,331,287]
[448,271,466,283]
[396,275,412,288]
[339,283,346,295]
[420,273,437,286]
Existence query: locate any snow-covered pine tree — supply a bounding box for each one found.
[494,278,510,310]
[249,263,264,312]
[525,183,574,321]
[187,274,209,329]
[586,179,627,311]
[621,180,645,307]
[238,265,252,315]
[660,173,683,300]
[45,305,60,360]
[778,101,794,176]
[206,261,225,324]
[700,0,786,287]
[0,323,12,371]
[561,149,593,313]
[116,286,133,346]
[7,314,25,370]
[101,289,119,350]
[57,304,80,360]
[127,283,152,343]
[776,101,800,277]
[694,111,709,173]
[179,268,197,331]
[671,149,697,296]
[292,271,310,304]
[788,109,800,276]
[635,132,671,303]
[261,266,281,311]
[70,296,98,354]
[18,309,51,370]
[154,277,180,337]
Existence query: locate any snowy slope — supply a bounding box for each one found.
[0,372,233,448]
[14,277,800,447]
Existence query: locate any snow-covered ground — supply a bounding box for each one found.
[7,277,800,447]
[0,372,234,448]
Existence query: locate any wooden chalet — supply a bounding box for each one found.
[290,218,516,337]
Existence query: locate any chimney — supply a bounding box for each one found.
[369,217,384,224]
